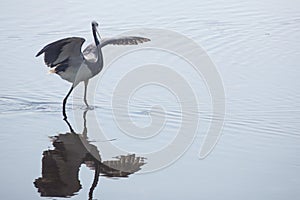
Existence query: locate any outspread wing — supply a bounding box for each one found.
[36,37,85,71]
[100,36,150,48]
[100,154,145,177]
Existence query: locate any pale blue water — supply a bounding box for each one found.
[1,0,300,199]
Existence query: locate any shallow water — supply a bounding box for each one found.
[1,0,300,199]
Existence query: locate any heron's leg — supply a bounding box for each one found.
[84,80,89,108]
[63,86,74,120]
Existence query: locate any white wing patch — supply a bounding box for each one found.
[83,44,98,62]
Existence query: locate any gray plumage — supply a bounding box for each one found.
[36,21,150,119]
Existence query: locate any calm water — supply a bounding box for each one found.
[1,0,300,199]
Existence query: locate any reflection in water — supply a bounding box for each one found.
[34,110,146,199]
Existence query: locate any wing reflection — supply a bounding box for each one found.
[34,110,146,199]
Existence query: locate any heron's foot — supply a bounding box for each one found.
[85,105,94,110]
[83,99,94,110]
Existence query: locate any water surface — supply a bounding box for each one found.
[1,0,300,199]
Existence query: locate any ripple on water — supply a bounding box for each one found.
[0,96,62,114]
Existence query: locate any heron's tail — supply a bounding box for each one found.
[48,68,56,74]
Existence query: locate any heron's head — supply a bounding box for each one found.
[91,21,101,45]
[92,21,99,29]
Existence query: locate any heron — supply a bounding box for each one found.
[36,21,150,119]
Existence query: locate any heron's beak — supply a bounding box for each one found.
[96,28,101,40]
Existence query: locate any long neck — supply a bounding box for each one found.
[92,28,100,46]
[89,27,103,74]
